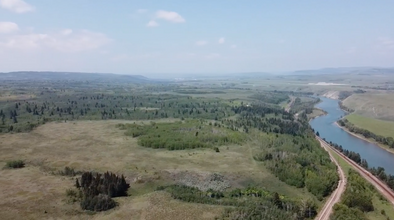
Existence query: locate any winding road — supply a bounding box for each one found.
[315,138,347,220]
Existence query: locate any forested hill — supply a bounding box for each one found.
[0,71,160,83]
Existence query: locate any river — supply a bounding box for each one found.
[309,97,394,175]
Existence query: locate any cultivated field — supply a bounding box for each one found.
[0,120,314,219]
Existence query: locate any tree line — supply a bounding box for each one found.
[338,119,394,148]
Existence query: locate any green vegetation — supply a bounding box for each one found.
[343,93,394,121]
[69,171,130,212]
[249,91,289,104]
[254,134,338,200]
[327,147,394,220]
[330,170,374,220]
[346,114,394,139]
[119,120,245,150]
[290,96,320,114]
[1,74,362,219]
[5,160,25,169]
[338,118,394,148]
[158,185,317,220]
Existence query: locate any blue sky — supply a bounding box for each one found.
[0,0,393,76]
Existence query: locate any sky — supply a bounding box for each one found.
[0,0,393,77]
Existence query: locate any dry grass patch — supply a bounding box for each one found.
[0,120,316,219]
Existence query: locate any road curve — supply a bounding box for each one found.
[317,137,394,206]
[315,139,347,220]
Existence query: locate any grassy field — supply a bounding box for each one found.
[327,147,394,220]
[0,120,316,219]
[345,114,394,139]
[343,93,394,121]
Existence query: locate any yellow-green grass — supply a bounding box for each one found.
[0,120,315,219]
[343,93,394,121]
[346,114,394,138]
[326,147,394,220]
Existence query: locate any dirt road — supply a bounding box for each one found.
[315,139,347,220]
[317,137,394,207]
[285,96,295,112]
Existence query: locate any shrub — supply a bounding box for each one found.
[74,171,130,211]
[80,194,116,212]
[5,160,25,169]
[58,166,82,177]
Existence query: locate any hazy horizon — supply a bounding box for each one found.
[1,0,394,77]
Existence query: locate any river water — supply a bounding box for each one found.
[309,97,394,175]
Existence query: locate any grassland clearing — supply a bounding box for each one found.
[0,119,316,219]
[343,93,394,121]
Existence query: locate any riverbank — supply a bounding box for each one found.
[335,122,394,155]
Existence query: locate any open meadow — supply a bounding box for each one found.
[343,93,394,121]
[345,114,394,139]
[0,119,316,219]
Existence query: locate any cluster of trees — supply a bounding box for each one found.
[74,171,130,211]
[330,170,374,220]
[158,184,317,220]
[249,92,289,104]
[254,135,338,200]
[0,90,238,133]
[121,120,245,150]
[228,104,308,136]
[289,97,320,115]
[329,140,394,191]
[338,119,394,148]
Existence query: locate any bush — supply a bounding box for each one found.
[80,194,116,212]
[5,160,25,168]
[74,171,130,211]
[58,166,82,177]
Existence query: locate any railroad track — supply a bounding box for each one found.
[317,137,394,205]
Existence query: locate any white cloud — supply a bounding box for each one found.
[0,21,19,33]
[195,40,207,46]
[156,10,185,23]
[0,0,34,13]
[218,37,225,44]
[231,44,237,49]
[61,29,73,36]
[0,29,111,52]
[147,20,159,27]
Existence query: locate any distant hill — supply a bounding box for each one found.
[291,67,394,75]
[0,71,162,83]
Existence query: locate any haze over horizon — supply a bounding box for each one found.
[1,0,393,77]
